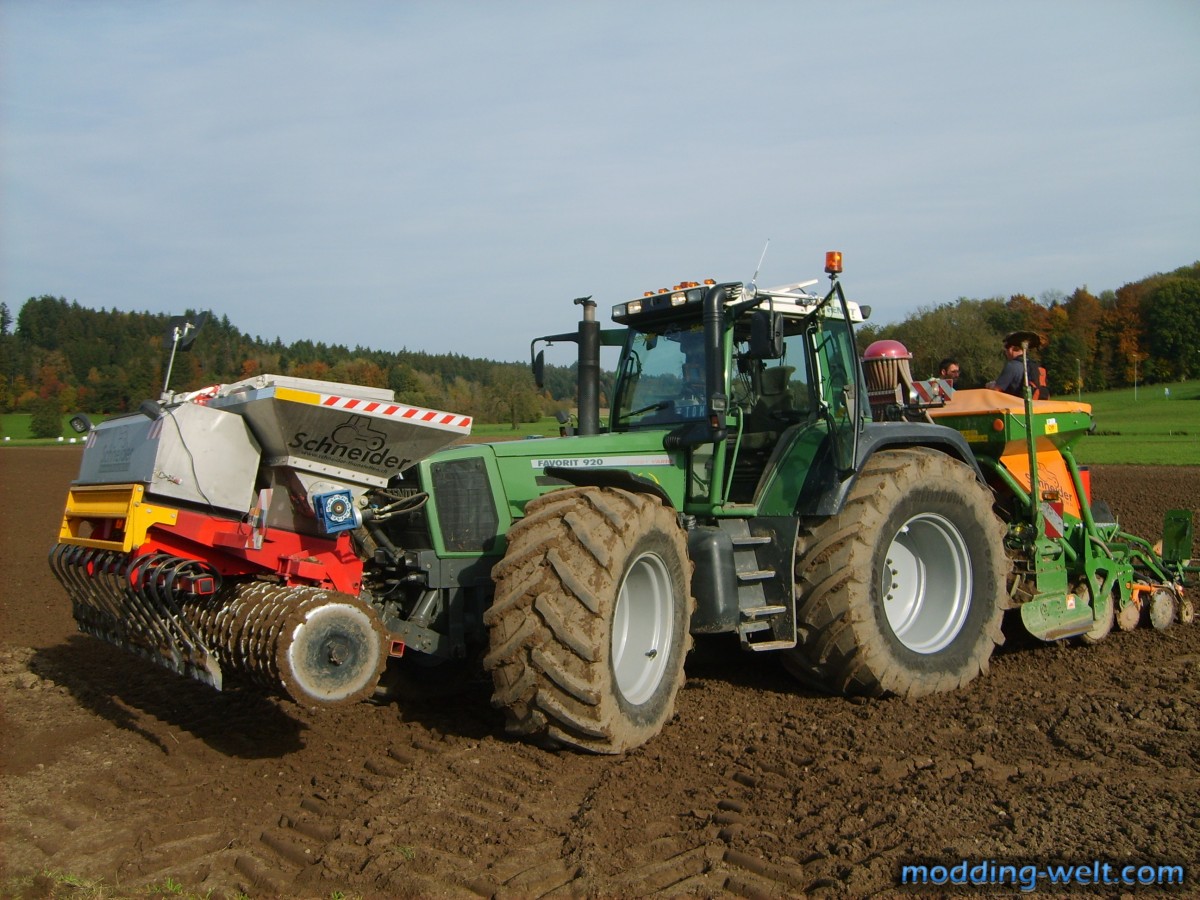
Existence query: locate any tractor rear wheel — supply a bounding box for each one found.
[484,487,693,753]
[782,448,1007,698]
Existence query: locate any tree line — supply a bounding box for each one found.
[856,261,1200,393]
[1,260,1196,437]
[0,299,580,435]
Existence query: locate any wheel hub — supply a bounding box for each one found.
[881,513,972,654]
[611,551,675,706]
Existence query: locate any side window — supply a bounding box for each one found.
[779,327,815,415]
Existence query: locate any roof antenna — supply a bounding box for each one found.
[752,238,770,289]
[742,238,769,304]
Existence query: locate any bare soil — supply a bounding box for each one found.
[2,448,1197,898]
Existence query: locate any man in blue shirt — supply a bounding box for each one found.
[989,332,1047,398]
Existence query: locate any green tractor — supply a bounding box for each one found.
[51,253,1195,754]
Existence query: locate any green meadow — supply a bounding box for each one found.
[1071,379,1199,466]
[3,379,1197,466]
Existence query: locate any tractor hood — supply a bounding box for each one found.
[414,431,689,556]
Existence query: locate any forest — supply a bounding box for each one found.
[856,261,1200,393]
[1,260,1196,438]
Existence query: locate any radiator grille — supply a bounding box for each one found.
[430,457,499,552]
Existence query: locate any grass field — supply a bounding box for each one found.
[3,380,1197,465]
[1072,379,1199,466]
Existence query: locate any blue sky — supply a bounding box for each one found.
[2,1,1198,365]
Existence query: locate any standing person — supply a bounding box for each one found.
[988,332,1047,398]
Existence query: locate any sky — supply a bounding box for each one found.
[2,1,1198,367]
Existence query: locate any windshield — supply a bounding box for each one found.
[613,323,707,428]
[611,305,858,435]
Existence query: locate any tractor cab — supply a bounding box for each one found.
[606,255,868,509]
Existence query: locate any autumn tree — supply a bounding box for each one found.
[330,358,386,389]
[485,364,540,429]
[1108,281,1150,386]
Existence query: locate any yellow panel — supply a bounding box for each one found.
[58,483,178,552]
[273,386,322,406]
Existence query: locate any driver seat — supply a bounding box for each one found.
[743,365,796,444]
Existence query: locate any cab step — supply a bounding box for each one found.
[719,519,798,653]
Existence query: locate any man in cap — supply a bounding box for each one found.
[988,332,1047,398]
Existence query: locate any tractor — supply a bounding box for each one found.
[50,253,1196,753]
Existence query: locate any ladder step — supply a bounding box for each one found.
[744,639,796,652]
[731,534,772,547]
[737,569,775,583]
[741,604,787,619]
[739,620,772,635]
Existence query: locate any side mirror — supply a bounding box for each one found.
[69,414,93,434]
[749,310,784,360]
[532,349,545,389]
[554,409,575,437]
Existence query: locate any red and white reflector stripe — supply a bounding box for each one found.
[1042,500,1065,540]
[318,394,472,433]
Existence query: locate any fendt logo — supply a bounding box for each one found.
[288,415,403,469]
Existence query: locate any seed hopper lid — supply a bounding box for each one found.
[208,374,472,487]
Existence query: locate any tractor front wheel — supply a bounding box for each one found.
[484,487,693,753]
[783,448,1007,698]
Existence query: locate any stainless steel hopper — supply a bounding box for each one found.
[208,374,472,488]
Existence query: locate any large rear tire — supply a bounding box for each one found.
[782,448,1007,698]
[483,487,694,753]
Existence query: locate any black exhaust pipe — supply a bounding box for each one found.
[575,296,600,436]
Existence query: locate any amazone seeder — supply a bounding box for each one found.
[50,254,1196,753]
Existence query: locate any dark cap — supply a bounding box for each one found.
[1004,330,1043,351]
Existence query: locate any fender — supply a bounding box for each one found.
[542,465,676,509]
[799,422,985,518]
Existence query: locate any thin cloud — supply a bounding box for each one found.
[2,1,1197,363]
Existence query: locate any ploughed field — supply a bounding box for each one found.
[2,448,1197,898]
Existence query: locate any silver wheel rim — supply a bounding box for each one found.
[612,551,674,706]
[881,513,972,654]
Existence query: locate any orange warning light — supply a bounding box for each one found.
[825,251,843,274]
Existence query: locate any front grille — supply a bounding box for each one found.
[430,457,499,552]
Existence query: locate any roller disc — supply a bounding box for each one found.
[280,599,386,706]
[1116,600,1141,632]
[1148,589,1176,631]
[1178,596,1195,627]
